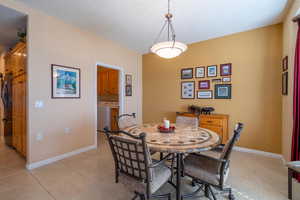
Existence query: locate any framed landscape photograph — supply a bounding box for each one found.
[282,72,288,95]
[195,67,205,78]
[215,84,232,99]
[197,90,213,99]
[51,64,80,98]
[282,56,288,71]
[220,63,232,76]
[198,80,210,89]
[181,81,195,99]
[181,68,193,79]
[207,65,217,77]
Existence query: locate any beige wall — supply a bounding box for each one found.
[0,0,142,164]
[143,24,283,154]
[282,0,300,161]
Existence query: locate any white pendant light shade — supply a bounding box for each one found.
[150,41,187,59]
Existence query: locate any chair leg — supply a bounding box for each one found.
[204,184,210,198]
[288,168,293,200]
[224,188,234,200]
[139,194,146,200]
[208,186,217,200]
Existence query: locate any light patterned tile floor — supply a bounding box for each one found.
[0,134,299,200]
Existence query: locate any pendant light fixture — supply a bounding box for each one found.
[150,0,187,59]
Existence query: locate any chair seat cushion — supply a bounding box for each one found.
[287,161,300,173]
[184,154,229,186]
[118,162,171,194]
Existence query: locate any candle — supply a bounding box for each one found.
[164,119,170,129]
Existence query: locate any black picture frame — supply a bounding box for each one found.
[51,64,81,99]
[282,72,288,95]
[283,56,288,72]
[181,68,193,79]
[181,81,195,99]
[207,65,217,77]
[126,85,132,96]
[215,84,232,99]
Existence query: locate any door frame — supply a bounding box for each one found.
[95,62,125,135]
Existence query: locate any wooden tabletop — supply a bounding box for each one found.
[124,123,221,153]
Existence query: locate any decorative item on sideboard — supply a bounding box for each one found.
[188,105,215,115]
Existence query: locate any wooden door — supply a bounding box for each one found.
[111,108,119,131]
[99,70,109,96]
[12,75,26,157]
[108,70,118,95]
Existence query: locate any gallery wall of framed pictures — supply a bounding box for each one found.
[180,63,232,100]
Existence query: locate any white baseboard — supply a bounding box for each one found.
[26,144,97,170]
[233,146,282,159]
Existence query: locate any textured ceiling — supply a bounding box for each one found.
[0,5,27,51]
[16,0,289,53]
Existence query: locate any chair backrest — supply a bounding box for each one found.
[220,123,244,160]
[117,113,137,130]
[176,115,199,128]
[104,128,153,182]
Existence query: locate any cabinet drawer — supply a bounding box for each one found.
[200,124,225,143]
[200,117,223,126]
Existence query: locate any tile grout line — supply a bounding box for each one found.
[28,171,57,200]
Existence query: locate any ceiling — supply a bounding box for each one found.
[17,0,289,53]
[0,5,27,52]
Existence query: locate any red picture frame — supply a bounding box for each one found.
[220,63,232,76]
[198,80,210,89]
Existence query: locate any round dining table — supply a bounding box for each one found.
[124,123,221,200]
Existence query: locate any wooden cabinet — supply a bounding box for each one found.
[176,112,229,144]
[200,114,229,144]
[5,42,27,157]
[97,67,118,96]
[111,107,119,131]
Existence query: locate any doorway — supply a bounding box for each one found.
[0,5,28,167]
[96,63,124,133]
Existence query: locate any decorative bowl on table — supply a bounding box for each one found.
[157,125,176,133]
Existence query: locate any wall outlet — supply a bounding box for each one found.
[64,128,71,134]
[34,100,44,108]
[36,132,43,141]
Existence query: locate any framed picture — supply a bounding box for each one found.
[283,56,288,71]
[215,84,232,99]
[126,85,132,96]
[125,74,132,85]
[198,80,210,89]
[51,64,80,98]
[181,68,193,79]
[212,78,222,83]
[181,81,195,99]
[222,77,231,82]
[282,72,288,95]
[197,90,213,99]
[195,67,205,78]
[220,63,232,76]
[207,65,217,77]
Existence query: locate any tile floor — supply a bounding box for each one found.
[0,134,299,200]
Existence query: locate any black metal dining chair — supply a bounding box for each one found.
[117,113,137,130]
[104,128,172,200]
[183,123,244,200]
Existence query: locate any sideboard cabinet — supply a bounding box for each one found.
[176,112,229,144]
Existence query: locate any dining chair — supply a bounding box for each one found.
[286,161,300,199]
[175,115,199,128]
[104,128,172,200]
[117,113,137,130]
[183,123,244,200]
